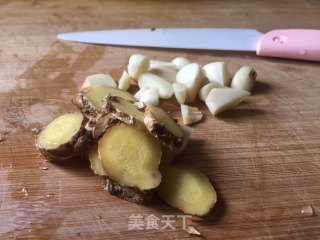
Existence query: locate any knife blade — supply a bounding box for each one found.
[58,28,320,61]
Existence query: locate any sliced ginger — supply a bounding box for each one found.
[88,144,106,176]
[36,112,88,161]
[157,163,217,217]
[103,96,145,124]
[81,84,135,111]
[90,142,154,203]
[99,123,162,190]
[144,105,184,149]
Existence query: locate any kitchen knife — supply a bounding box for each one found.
[58,28,320,61]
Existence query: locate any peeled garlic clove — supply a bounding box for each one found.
[202,62,231,86]
[231,66,257,92]
[176,63,204,103]
[140,88,160,106]
[205,88,250,115]
[198,82,224,102]
[172,57,191,70]
[181,104,203,125]
[127,54,150,80]
[149,67,177,83]
[138,73,173,99]
[172,82,187,104]
[150,60,176,70]
[118,71,131,91]
[81,74,117,91]
[134,87,149,101]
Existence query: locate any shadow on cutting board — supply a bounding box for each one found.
[216,108,266,121]
[50,155,90,171]
[251,81,272,95]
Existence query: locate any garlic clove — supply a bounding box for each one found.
[149,67,177,83]
[81,74,117,91]
[205,88,250,115]
[176,63,204,103]
[181,104,203,125]
[138,73,173,99]
[202,62,231,86]
[198,82,224,102]
[231,66,257,92]
[172,57,191,71]
[134,87,149,101]
[127,54,150,80]
[117,70,131,91]
[172,82,187,104]
[140,88,160,106]
[150,60,176,70]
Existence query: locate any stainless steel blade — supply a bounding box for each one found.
[58,28,263,51]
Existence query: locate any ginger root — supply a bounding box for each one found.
[36,112,90,161]
[73,84,135,114]
[99,123,162,190]
[157,163,217,217]
[144,105,184,149]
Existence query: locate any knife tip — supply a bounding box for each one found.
[57,33,66,40]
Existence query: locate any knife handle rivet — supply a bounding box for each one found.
[272,36,287,44]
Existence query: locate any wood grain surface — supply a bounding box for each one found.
[0,0,320,239]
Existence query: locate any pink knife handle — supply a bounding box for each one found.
[256,29,320,61]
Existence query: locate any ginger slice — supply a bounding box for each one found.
[160,145,176,167]
[102,177,154,204]
[102,96,145,125]
[77,84,135,112]
[157,163,217,217]
[89,143,154,203]
[72,93,98,119]
[85,113,120,141]
[99,124,162,190]
[144,105,184,149]
[36,112,89,161]
[88,144,107,176]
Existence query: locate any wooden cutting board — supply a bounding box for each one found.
[0,0,320,239]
